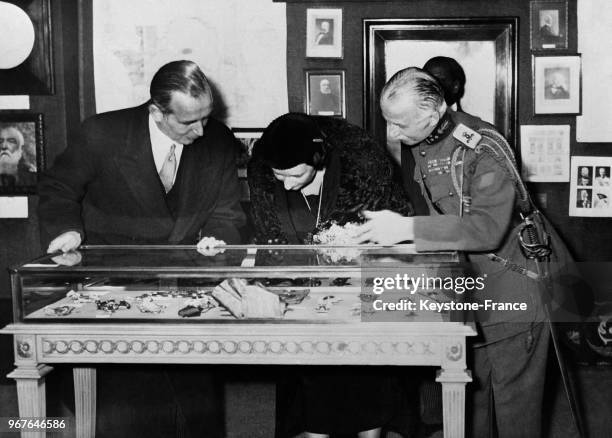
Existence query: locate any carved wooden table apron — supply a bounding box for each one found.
[3,321,476,438]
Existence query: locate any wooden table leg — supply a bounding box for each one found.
[73,367,96,438]
[7,364,54,438]
[436,368,472,438]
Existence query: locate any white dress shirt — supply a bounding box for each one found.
[149,114,184,186]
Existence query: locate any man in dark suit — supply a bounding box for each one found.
[37,60,245,437]
[39,60,245,252]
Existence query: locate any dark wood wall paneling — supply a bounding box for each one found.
[285,0,611,262]
[0,0,82,299]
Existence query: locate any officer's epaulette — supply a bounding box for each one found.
[452,123,482,150]
[424,112,454,144]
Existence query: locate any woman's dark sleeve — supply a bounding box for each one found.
[246,155,288,243]
[333,127,414,219]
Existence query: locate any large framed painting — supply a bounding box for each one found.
[363,18,517,149]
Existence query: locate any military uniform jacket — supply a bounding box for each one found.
[411,110,547,343]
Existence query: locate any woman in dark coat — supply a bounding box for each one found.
[247,113,414,438]
[248,113,412,244]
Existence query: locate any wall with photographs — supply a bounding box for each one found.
[285,0,612,262]
[0,0,83,299]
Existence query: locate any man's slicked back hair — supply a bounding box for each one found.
[380,67,445,112]
[149,60,213,113]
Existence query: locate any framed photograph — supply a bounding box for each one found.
[530,1,568,50]
[306,8,342,58]
[0,112,44,195]
[232,129,263,201]
[520,125,570,182]
[533,55,581,115]
[570,156,612,217]
[0,0,54,95]
[305,70,345,118]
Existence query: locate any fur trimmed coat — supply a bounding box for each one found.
[247,117,413,243]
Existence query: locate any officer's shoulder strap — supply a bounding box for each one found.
[453,125,532,214]
[452,123,482,149]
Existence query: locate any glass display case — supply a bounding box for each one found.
[10,244,464,323]
[3,245,476,438]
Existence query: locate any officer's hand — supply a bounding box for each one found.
[196,236,226,256]
[47,231,82,254]
[352,210,414,245]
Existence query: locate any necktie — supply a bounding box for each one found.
[159,144,177,193]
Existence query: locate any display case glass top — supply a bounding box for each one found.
[16,245,458,272]
[10,245,463,324]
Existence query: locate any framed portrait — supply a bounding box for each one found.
[520,125,570,182]
[570,156,612,217]
[0,0,54,95]
[232,129,263,201]
[0,112,44,195]
[533,55,581,115]
[306,8,342,58]
[530,1,568,51]
[305,70,345,118]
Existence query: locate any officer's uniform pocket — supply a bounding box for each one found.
[426,179,457,214]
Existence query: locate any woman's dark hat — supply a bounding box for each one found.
[254,113,326,169]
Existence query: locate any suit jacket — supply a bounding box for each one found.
[38,104,245,246]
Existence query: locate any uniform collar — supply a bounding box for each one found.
[423,111,455,145]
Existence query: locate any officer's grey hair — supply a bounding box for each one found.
[380,67,445,112]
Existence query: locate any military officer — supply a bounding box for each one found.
[354,67,571,438]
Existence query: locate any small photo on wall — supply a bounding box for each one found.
[593,192,610,209]
[520,125,570,182]
[0,112,45,195]
[533,55,581,115]
[594,167,611,187]
[530,1,568,50]
[306,8,342,58]
[570,156,612,217]
[576,188,592,209]
[577,166,592,186]
[305,70,345,117]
